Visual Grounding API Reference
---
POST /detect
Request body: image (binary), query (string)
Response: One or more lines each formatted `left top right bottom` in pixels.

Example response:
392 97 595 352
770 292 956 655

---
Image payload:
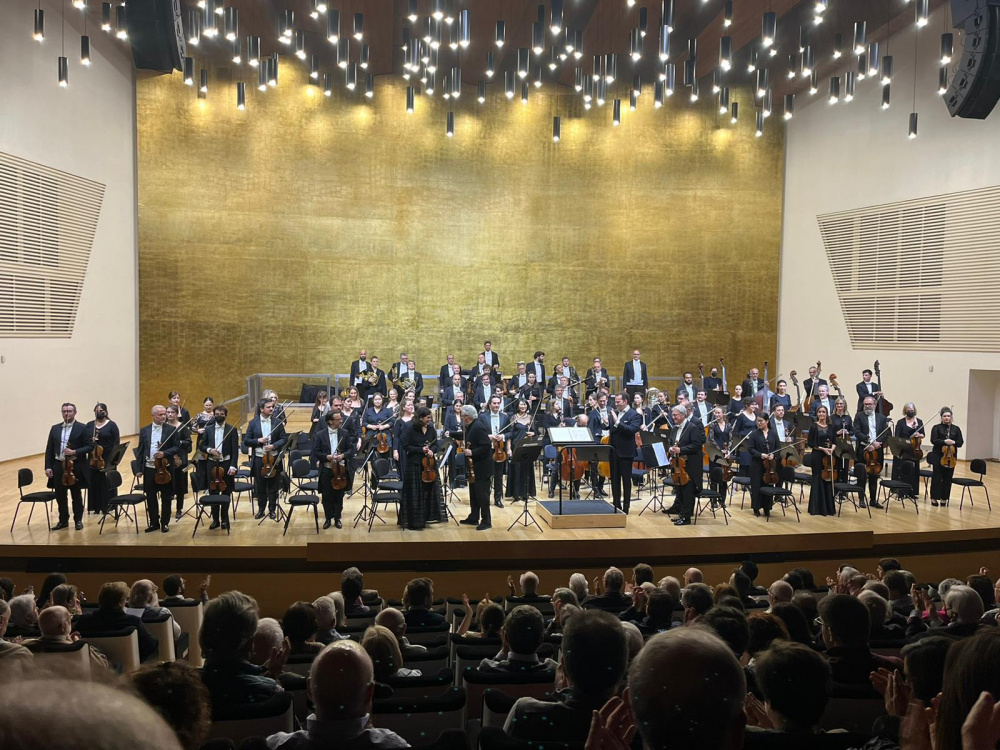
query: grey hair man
375 607 426 659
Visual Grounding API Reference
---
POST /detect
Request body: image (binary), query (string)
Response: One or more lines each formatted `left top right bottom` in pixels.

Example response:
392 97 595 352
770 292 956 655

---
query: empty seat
207 691 294 744
80 627 140 673
461 667 556 723
373 686 466 747
165 599 204 667
11 468 57 532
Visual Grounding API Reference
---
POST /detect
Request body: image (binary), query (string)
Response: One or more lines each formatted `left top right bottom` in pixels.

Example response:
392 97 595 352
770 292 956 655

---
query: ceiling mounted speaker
944 0 1000 119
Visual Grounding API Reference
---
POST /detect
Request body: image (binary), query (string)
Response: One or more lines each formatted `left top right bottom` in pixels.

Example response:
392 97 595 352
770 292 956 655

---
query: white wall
0 5 138 461
780 5 1000 459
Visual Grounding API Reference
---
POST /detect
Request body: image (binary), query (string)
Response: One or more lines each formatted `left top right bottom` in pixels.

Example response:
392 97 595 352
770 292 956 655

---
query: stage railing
246 373 333 411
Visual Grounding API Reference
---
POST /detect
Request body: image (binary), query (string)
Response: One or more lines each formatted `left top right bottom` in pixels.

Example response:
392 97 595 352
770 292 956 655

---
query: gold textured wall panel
137 65 783 412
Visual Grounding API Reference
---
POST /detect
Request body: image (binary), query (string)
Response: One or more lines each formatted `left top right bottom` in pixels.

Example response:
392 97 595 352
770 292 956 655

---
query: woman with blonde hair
361 624 421 681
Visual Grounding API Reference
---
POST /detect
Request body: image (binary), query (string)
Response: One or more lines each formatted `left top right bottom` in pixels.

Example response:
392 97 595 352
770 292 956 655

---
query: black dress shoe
870 500 884 509
753 509 761 517
335 519 343 529
175 511 182 521
323 519 332 530
476 522 492 530
74 521 84 531
144 524 159 533
161 523 169 533
548 489 555 498
459 518 478 525
268 511 276 520
673 517 691 526
209 520 221 530
254 511 266 519
50 522 69 531
494 500 503 508
221 522 230 530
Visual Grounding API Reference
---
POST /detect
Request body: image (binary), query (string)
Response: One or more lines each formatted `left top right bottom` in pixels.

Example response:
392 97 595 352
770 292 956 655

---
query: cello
802 360 821 414
873 360 894 418
788 371 802 413
753 361 772 414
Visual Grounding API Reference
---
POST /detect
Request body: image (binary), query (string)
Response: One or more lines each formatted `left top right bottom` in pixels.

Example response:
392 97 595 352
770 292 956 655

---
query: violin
154 448 172 485
210 460 227 493
762 454 779 485
940 424 958 469
560 447 588 482
864 445 883 476
421 444 438 483
909 431 924 462
670 453 690 486
491 435 507 462
89 422 105 470
62 442 78 487
376 431 390 455
821 441 835 482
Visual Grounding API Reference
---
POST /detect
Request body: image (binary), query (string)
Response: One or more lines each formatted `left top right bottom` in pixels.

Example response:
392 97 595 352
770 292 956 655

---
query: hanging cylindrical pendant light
277 9 291 40
683 59 695 87
605 53 617 82
549 45 559 70
630 28 642 60
939 67 949 95
361 43 370 69
719 86 730 113
833 33 843 59
295 29 306 59
346 60 358 89
477 80 486 102
633 73 642 96
592 54 601 80
183 56 195 85
453 66 462 96
844 70 855 101
58 56 69 87
720 36 732 70
426 48 438 72
613 98 621 125
828 75 840 103
663 0 675 31
81 35 91 65
237 81 246 109
532 21 544 54
690 78 699 102
597 76 607 104
665 62 675 95
199 68 208 93
258 60 268 90
724 0 733 27
553 116 561 142
783 93 794 119
755 68 768 98
551 0 563 34
521 81 529 104
486 51 495 78
224 6 237 40
459 9 470 47
232 37 242 64
639 7 648 36
269 54 278 86
881 83 890 109
881 55 893 85
916 0 929 27
762 12 777 48
447 21 458 50
354 12 364 40
517 47 529 78
308 55 319 79
534 64 543 88
432 0 445 21
747 46 758 73
801 45 814 75
787 54 797 79
337 37 349 68
447 111 454 136
630 90 637 110
809 69 818 94
426 70 436 94
713 67 722 93
187 10 200 44
504 70 515 98
115 5 127 38
755 108 764 136
857 54 868 80
407 0 418 22
323 72 332 96
34 7 46 41
365 73 374 98
731 100 738 123
658 25 670 60
853 21 866 55
574 29 583 58
908 111 918 138
327 9 340 42
940 33 953 64
101 2 111 31
496 19 505 47
583 74 593 102
574 66 583 91
762 87 772 116
248 35 260 66
654 80 664 107
798 25 809 53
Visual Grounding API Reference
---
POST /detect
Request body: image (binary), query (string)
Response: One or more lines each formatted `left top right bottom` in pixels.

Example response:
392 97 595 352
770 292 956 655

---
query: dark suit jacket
464 418 494 482
856 381 882 412
441 385 464 409
44 421 94 481
480 351 501 370
748 429 781 460
75 608 158 663
609 408 642 459
809 397 837 418
440 364 458 383
529 361 546 385
474 383 501 409
242 417 287 459
311 426 356 468
478 410 510 436
675 383 698 403
363 368 388 397
803 377 828 398
350 359 372 387
622 361 648 389
666 421 705 469
135 423 179 468
742 377 765 397
584 368 610 395
703 376 724 391
853 412 890 448
198 423 240 471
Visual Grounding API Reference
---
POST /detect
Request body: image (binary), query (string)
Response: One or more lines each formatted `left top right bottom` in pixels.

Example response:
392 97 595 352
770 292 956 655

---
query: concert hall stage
4 449 1000 616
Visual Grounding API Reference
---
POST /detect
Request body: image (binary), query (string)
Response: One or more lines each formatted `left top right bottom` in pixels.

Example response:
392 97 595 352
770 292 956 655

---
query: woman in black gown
807 405 837 516
830 397 855 483
734 397 758 478
709 407 733 504
165 404 193 520
929 407 963 507
86 402 120 514
893 402 924 498
399 406 448 530
505 400 538 502
310 391 330 438
727 384 745 419
748 415 779 517
392 401 415 476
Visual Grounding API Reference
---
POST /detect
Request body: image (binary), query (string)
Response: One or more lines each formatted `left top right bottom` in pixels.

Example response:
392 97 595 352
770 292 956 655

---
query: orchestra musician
588 392 612 498
552 385 575 418
388 352 410 399
168 391 191 425
350 349 371 391
623 350 648 400
363 355 388 399
809 385 836 418
461 405 494 530
741 368 765 400
442 374 465 410
439 354 458 386
258 390 285 424
399 406 447 530
193 397 215 433
310 391 330 438
392 400 416 473
856 369 883 413
770 380 792 412
45 402 93 531
709 406 732 504
530 351 546 385
198 404 239 530
481 340 500 370
165 405 192 522
442 399 467 487
803 365 827 400
692 389 712 426
474 372 497 412
337 394 363 491
243 397 287 521
748 414 779 519
893 402 924 498
345 387 363 412
585 357 610 398
853 396 888 510
727 384 744 419
608 392 642 514
734 398 758 477
831 397 855 483
507 362 529 394
512 372 542 414
649 390 671 431
402 360 424 399
676 372 697 404
385 385 400 412
506 399 537 503
541 400 568 498
559 376 580 410
769 404 793 448
86 402 120 515
666 405 704 526
136 405 178 533
558 357 579 385
546 364 566 397
311 410 355 529
929 407 963 507
479 396 511 509
703 367 723 392
807 406 837 516
472 353 493 385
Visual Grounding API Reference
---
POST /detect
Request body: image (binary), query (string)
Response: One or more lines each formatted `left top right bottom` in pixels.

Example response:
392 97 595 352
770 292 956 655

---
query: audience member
250 617 301 691
313 595 349 645
161 574 210 605
729 570 755 606
743 612 789 668
683 567 703 586
781 570 804 591
766 580 793 610
741 561 768 596
884 570 913 617
341 567 369 615
632 563 654 586
375 607 425 658
401 578 445 627
5 594 40 639
713 583 740 604
131 661 212 750
620 620 644 663
659 576 682 602
478 606 557 674
633 590 676 636
768 602 813 646
583 567 631 611
698 606 749 658
457 596 504 638
906 584 985 641
568 573 589 602
24 605 109 676
361 624 421 681
507 571 551 603
0 577 15 602
49 583 83 615
0 599 33 677
0 679 183 750
200 591 287 713
965 573 996 612
282 601 323 656
129 578 182 639
871 636 952 723
681 583 714 625
790 591 819 632
35 573 67 609
817 594 901 684
746 641 831 736
858 590 904 642
877 558 901 579
505 609 627 743
931 629 1000 750
863 579 892 599
75 581 158 663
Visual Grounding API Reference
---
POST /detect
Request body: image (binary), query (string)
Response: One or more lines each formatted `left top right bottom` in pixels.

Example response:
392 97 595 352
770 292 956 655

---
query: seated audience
457 595 504 638
35 573 68 609
313 595 349 645
729 569 757 607
265 640 409 749
632 563 654 586
906 584 985 641
5 594 40 639
49 583 83 616
0 577 15 602
743 611 789 670
200 591 286 712
161 574 210 605
633 590 676 636
877 558 902 579
129 579 182 639
620 620 644 663
24 606 109 677
507 571 551 603
741 561 768 596
131 661 212 750
568 572 589 602
505 609 627 743
858 590 905 642
341 567 370 615
697 606 749 659
766 580 793 610
582 567 631 611
658 576 682 603
681 583 714 626
768 602 814 646
375 607 425 658
966 573 995 612
250 617 301 691
817 593 901 684
683 567 704 586
401 578 445 627
884 570 913 617
361 624 421 681
478 605 558 674
746 641 831 736
790 592 820 635
282 601 324 656
0 599 33 677
75 581 158 663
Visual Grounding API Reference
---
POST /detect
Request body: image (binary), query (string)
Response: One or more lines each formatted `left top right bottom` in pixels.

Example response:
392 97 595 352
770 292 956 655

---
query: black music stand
436 443 458 525
887 437 917 462
638 431 671 515
706 390 730 407
507 440 543 532
793 413 814 435
835 439 858 462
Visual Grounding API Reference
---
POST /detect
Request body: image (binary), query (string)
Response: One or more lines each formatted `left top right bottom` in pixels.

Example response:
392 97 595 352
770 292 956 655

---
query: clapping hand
585 691 636 750
264 637 291 678
745 694 774 729
963 691 1000 750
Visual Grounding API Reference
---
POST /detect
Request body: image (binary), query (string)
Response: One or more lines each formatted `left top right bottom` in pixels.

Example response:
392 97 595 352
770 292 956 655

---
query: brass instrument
645 387 661 409
367 370 380 386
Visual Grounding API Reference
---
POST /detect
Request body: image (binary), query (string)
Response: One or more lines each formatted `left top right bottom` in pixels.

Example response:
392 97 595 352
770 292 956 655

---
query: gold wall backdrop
137 65 784 413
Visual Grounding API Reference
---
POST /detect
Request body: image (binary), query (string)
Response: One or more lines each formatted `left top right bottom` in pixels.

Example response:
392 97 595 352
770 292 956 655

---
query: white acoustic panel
0 150 104 338
818 185 1000 352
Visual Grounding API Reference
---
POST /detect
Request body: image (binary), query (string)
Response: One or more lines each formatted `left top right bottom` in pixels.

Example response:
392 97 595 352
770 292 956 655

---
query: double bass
788 371 802 413
873 360 894 417
801 360 822 414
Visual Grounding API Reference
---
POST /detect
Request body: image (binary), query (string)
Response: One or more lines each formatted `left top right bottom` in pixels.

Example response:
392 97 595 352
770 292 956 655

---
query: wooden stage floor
3 443 1000 575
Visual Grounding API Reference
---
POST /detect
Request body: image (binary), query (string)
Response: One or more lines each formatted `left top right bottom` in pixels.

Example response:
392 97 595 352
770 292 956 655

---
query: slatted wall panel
0 151 104 338
817 185 1000 352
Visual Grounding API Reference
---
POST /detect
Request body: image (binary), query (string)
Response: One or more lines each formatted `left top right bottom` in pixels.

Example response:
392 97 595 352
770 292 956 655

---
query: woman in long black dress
734 397 758 478
727 384 745 419
929 407 963 507
310 391 330 438
709 407 733 503
165 404 193 520
399 406 448 530
830 397 855 483
86 402 120 514
442 400 467 487
505 400 538 502
807 405 837 516
748 415 779 518
893 402 924 498
392 401 415 476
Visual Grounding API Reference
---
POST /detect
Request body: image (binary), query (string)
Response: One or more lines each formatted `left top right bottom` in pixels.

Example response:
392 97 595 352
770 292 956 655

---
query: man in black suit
552 385 575 419
692 389 713 426
803 365 827 400
809 385 836 418
311 411 355 529
853 396 887 509
855 369 883 413
136 405 179 533
439 354 458 388
507 361 529 394
558 356 579 384
529 351 546 386
402 360 424 398
481 340 500 371
479 396 510 508
666 406 705 526
349 349 371 392
741 368 765 399
243 398 288 520
460 405 494 530
703 366 724 392
676 372 697 404
473 372 497 412
198 404 240 530
388 353 410 399
441 374 465 410
585 357 611 398
623 350 648 400
588 393 613 498
364 355 388 399
44 402 93 531
769 404 794 447
608 393 642 514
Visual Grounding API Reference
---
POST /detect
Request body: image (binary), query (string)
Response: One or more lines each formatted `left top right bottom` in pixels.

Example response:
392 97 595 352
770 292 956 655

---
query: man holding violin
460 405 494 531
136 405 179 533
45 402 93 531
198 405 239 530
478 396 510 509
311 410 355 529
244 398 288 521
853 396 887 510
665 405 705 526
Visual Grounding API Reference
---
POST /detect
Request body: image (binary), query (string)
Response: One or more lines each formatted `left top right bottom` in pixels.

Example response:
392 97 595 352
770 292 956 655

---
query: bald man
683 568 703 586
265 641 409 749
767 580 794 611
374 607 426 659
24 606 109 677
